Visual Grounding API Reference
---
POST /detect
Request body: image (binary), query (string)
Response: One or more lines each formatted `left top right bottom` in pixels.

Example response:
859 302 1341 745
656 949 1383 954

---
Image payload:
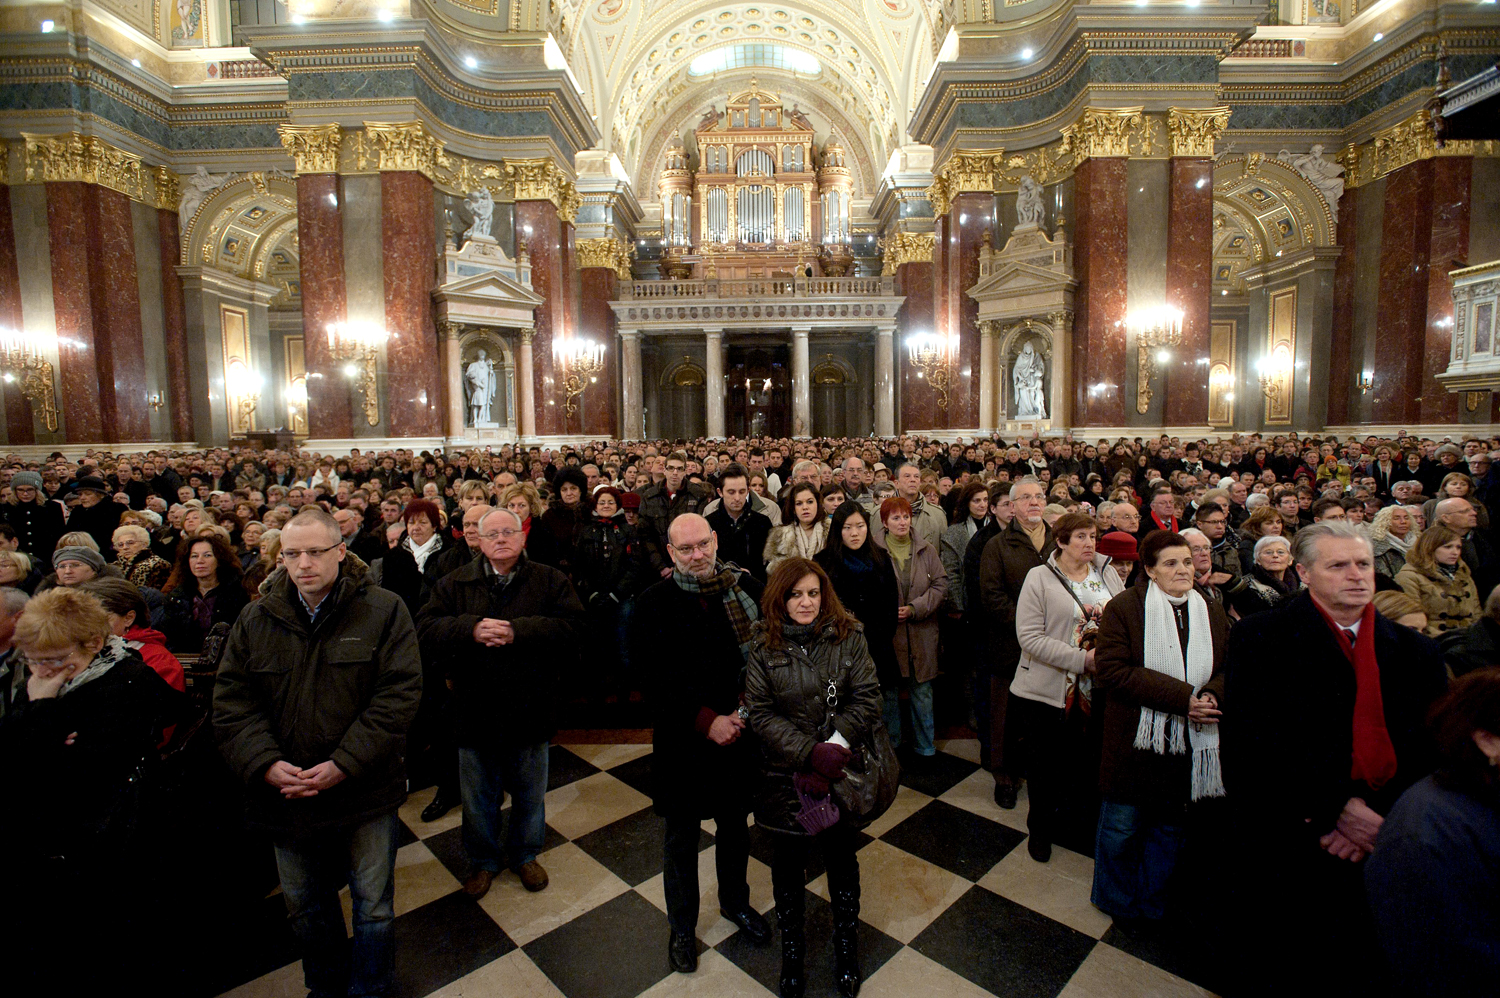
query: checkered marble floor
214 740 1220 998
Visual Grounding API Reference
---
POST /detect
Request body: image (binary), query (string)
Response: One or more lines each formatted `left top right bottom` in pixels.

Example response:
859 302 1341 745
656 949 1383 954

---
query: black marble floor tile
745 824 872 885
604 752 656 798
910 885 1096 998
548 744 602 791
896 750 980 799
422 815 569 881
396 819 420 849
715 888 902 996
524 890 687 998
878 799 1026 881
393 890 516 998
1100 916 1228 995
572 806 712 887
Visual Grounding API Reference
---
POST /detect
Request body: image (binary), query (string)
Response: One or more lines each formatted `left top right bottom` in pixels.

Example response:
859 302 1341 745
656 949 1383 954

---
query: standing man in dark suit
1224 521 1447 994
978 477 1052 809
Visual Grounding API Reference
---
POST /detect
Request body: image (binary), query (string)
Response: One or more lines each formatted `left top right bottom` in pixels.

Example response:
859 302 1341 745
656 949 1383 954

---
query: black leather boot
774 883 806 998
830 885 862 998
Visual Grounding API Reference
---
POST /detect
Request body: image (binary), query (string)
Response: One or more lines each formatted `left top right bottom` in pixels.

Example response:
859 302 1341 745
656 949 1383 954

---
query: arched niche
998 319 1054 423
810 352 859 437
458 327 518 429
657 356 708 439
179 171 300 280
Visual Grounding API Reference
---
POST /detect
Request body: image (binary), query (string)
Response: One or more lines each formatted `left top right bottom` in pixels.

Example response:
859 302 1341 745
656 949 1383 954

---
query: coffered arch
1211 153 1338 295
179 171 301 285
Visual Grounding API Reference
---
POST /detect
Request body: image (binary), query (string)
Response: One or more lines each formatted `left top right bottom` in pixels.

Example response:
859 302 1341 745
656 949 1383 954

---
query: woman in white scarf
1091 530 1228 923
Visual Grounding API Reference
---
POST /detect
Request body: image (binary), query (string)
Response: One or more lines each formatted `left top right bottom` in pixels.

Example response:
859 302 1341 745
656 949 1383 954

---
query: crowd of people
0 430 1497 997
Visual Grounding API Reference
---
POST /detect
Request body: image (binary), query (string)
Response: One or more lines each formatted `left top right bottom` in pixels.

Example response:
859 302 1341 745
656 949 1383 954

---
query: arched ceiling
552 0 940 192
1211 154 1336 294
181 172 302 302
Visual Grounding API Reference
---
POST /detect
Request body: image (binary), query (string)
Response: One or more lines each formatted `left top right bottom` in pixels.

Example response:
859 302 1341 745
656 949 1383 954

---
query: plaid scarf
674 559 760 661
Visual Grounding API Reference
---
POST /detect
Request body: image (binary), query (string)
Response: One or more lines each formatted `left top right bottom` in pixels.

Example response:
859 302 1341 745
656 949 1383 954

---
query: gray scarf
57 635 134 697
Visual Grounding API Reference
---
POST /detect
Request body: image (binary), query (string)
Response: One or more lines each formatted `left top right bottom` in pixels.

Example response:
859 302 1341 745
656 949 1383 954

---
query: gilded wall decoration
576 237 633 279
365 121 448 174
278 123 344 174
1338 110 1499 188
21 132 147 202
1060 107 1144 160
1166 106 1232 158
882 232 936 275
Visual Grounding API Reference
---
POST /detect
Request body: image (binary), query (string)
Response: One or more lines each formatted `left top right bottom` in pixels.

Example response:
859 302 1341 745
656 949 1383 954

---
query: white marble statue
1015 176 1045 228
465 349 496 425
178 165 224 221
1287 144 1345 222
1013 341 1047 419
464 188 494 241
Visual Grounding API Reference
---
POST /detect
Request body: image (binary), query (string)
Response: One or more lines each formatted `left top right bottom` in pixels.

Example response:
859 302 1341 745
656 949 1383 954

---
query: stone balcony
611 275 903 332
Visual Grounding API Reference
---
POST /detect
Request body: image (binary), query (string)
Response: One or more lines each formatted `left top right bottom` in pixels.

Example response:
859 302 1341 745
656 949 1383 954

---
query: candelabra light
287 376 308 435
1129 307 1185 414
1256 351 1292 402
907 332 954 409
326 322 387 426
148 392 165 412
0 328 60 431
554 338 605 416
1358 372 1375 394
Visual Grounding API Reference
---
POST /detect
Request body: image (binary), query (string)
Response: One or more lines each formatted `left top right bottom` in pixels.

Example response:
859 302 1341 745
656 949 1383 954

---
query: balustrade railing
620 275 893 300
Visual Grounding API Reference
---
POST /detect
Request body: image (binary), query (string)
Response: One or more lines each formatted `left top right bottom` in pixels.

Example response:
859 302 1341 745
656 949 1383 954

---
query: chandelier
907 332 954 409
325 322 388 426
0 327 59 431
553 338 605 416
1129 307 1184 415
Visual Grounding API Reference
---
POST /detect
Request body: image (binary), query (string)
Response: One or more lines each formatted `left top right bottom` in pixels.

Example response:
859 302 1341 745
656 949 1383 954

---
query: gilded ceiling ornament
576 237 633 279
21 132 147 202
881 232 935 275
365 121 450 177
1060 107 1143 160
1166 106 1232 158
504 157 580 219
278 123 343 174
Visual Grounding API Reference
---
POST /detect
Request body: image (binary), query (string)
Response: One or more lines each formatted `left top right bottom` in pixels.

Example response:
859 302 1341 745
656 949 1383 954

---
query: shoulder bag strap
1045 561 1093 617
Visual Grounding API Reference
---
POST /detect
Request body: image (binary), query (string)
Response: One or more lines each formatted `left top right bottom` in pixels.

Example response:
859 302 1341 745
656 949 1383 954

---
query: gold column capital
364 120 448 177
576 237 632 280
925 174 952 219
881 231 936 276
1061 107 1144 160
503 157 580 221
151 165 180 211
278 123 343 174
21 132 147 202
1166 106 1232 158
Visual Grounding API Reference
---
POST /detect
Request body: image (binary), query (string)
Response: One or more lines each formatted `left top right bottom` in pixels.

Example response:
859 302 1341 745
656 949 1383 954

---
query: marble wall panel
296 173 354 439
1418 158 1471 425
1370 161 1432 425
10 185 61 443
0 186 33 444
1072 158 1129 426
1470 159 1500 266
1164 158 1212 427
45 183 103 442
516 199 566 437
898 261 936 431
1327 184 1359 427
381 171 442 438
1350 180 1385 425
342 174 387 437
579 266 619 438
157 209 195 442
952 193 992 430
132 199 168 442
85 185 151 442
1126 160 1169 427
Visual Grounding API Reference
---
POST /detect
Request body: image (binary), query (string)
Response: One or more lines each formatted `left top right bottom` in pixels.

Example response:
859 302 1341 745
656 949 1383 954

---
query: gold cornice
504 157 580 222
278 123 343 174
19 132 151 204
1167 106 1232 158
1060 107 1144 160
576 237 632 280
364 120 447 176
1337 110 1500 188
882 232 936 276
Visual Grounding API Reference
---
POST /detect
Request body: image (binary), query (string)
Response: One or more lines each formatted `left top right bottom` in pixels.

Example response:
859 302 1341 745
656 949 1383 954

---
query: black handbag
825 670 901 828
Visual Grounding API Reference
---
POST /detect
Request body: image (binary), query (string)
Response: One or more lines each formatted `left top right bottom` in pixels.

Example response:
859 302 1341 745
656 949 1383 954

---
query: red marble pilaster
1369 161 1433 425
380 171 442 437
1163 158 1212 426
157 209 194 442
1327 186 1359 426
1418 157 1471 425
579 265 619 438
0 186 35 444
898 259 937 430
296 174 354 439
517 199 567 436
950 193 990 430
44 182 103 442
1072 158 1130 427
84 185 151 441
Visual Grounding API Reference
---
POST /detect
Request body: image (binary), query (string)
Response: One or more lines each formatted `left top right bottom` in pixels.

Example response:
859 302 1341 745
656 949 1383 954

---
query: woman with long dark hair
765 481 829 574
160 531 249 653
815 501 899 694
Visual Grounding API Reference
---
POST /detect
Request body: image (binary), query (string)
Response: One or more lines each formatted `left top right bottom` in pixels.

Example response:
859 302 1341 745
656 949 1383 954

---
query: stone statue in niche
1015 176 1045 228
1013 340 1047 419
466 349 496 425
1285 144 1345 222
178 165 224 221
463 188 494 242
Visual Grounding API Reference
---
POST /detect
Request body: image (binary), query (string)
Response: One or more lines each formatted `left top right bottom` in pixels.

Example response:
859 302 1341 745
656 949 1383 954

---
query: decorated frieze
576 237 632 280
881 232 937 275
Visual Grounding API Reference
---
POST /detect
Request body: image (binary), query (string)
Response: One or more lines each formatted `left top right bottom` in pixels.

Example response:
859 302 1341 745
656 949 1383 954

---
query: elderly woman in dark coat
1092 530 1228 922
745 557 882 998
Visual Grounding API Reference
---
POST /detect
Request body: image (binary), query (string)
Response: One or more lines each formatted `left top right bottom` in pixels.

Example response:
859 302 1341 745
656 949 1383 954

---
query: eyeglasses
26 653 77 669
672 538 714 556
281 543 342 562
479 529 524 541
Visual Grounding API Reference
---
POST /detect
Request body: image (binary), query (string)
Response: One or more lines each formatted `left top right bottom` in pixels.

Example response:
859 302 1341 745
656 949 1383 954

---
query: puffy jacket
1396 561 1482 637
212 558 422 835
743 620 883 836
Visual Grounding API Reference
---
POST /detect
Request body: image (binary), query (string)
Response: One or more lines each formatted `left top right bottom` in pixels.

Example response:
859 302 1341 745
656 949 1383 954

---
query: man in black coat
65 476 125 560
638 450 714 544
1224 521 1447 995
213 509 422 998
704 463 773 581
415 507 582 900
633 513 771 973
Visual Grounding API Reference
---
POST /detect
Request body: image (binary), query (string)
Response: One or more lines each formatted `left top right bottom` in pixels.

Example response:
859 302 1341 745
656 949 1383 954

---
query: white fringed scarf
1138 582 1225 801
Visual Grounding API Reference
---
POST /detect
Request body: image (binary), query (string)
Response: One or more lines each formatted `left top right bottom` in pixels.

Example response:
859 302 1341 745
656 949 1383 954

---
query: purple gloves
810 742 851 781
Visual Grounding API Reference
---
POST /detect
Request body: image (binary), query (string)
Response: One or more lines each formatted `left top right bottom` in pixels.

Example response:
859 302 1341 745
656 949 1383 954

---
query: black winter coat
978 521 1053 675
706 506 774 581
212 560 422 836
638 481 714 544
815 544 900 686
66 499 125 560
162 579 251 654
743 621 883 836
529 504 585 576
415 555 583 747
380 535 451 618
633 571 764 817
4 500 65 559
573 514 652 604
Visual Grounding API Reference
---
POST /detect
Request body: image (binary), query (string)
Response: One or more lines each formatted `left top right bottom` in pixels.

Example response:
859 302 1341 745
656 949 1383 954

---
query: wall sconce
553 338 605 416
326 322 388 426
907 331 954 409
287 376 308 434
1129 307 1184 415
1256 352 1292 403
0 327 60 431
227 359 263 434
1358 372 1375 394
148 392 165 412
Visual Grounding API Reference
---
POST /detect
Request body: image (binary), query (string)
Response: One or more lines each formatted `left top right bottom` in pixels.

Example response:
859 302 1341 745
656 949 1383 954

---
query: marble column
791 327 811 437
978 320 997 432
898 260 936 430
578 264 619 438
518 329 536 439
516 199 568 436
1327 183 1360 426
441 321 464 438
1163 157 1213 426
875 326 895 437
296 174 354 439
704 328 725 438
156 208 194 442
949 193 992 430
381 171 442 437
1418 157 1471 424
1072 158 1130 426
620 328 643 439
0 187 33 444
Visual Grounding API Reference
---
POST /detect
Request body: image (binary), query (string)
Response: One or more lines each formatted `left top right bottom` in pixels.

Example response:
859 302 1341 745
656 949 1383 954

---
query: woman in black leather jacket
744 557 882 998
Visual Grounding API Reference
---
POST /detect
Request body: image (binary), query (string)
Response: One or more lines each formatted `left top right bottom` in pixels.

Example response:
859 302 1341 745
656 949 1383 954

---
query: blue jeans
272 811 399 998
882 678 935 756
1091 799 1187 920
458 741 550 872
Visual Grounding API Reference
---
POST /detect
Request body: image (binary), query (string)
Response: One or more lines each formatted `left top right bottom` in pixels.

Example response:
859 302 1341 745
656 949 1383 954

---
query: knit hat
620 491 641 511
1096 531 1139 562
11 471 42 491
53 546 105 572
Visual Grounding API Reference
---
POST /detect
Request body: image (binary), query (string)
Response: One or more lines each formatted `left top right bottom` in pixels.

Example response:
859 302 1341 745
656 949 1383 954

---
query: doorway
726 344 790 438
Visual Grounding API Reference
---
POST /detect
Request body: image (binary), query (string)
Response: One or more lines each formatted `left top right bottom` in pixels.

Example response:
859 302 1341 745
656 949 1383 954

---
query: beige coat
1011 551 1126 708
1395 560 1481 636
763 519 829 575
874 532 949 684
